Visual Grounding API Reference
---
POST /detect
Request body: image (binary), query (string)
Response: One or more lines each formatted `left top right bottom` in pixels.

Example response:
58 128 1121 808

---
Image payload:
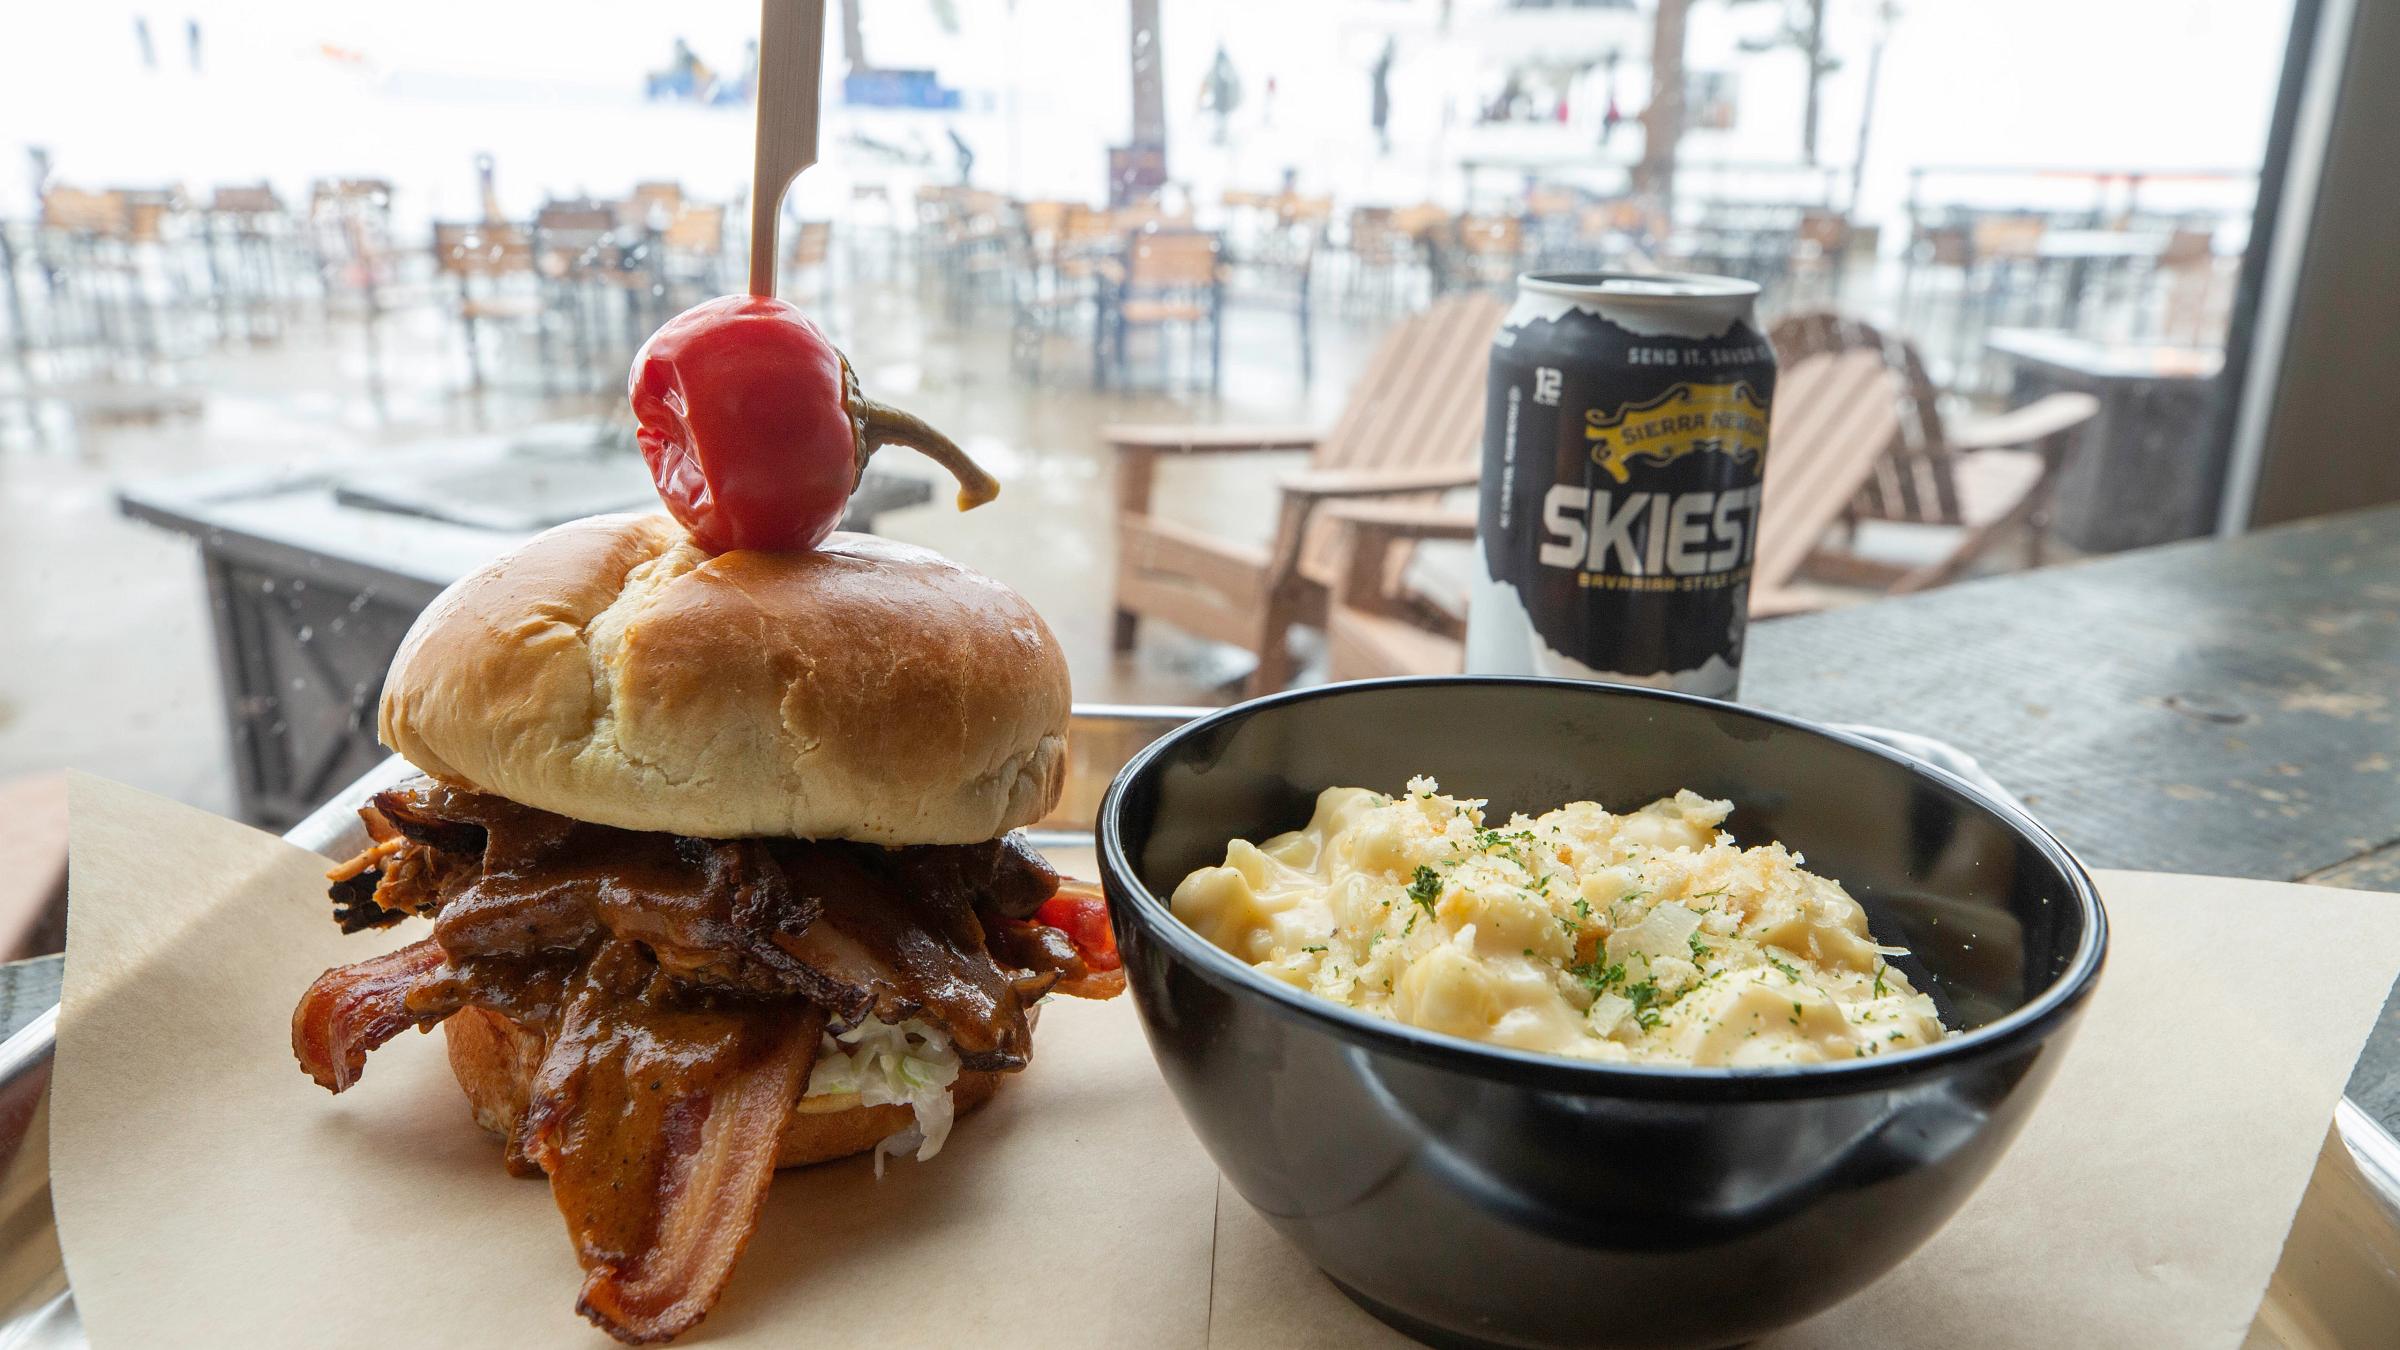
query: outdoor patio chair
1107 288 1505 694
1341 206 1420 312
1432 213 1524 294
1782 209 1853 308
1043 203 1118 294
529 201 630 392
1391 203 1453 240
1007 217 1098 384
1316 336 1910 682
1111 199 1193 233
199 184 300 344
844 182 903 278
1226 217 1320 386
1095 227 1224 392
625 180 684 227
432 220 543 392
1771 311 2098 590
18 186 208 428
657 201 727 300
306 179 395 316
784 219 834 301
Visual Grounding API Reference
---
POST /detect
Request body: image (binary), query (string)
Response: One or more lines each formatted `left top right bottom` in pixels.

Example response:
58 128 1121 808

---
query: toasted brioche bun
443 1006 1008 1169
378 514 1070 844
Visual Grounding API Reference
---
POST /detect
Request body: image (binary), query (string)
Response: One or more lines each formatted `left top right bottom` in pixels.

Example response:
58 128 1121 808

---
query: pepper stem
855 396 1001 511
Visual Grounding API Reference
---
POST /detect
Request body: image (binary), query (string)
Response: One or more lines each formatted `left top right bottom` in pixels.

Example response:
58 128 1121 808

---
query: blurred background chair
2 183 209 437
625 180 684 227
1780 208 1854 311
200 183 303 345
657 200 729 302
1097 227 1223 392
1340 205 1417 313
306 178 396 322
1431 212 1524 295
433 220 543 392
1007 213 1099 384
1225 203 1321 386
530 199 626 393
783 218 835 302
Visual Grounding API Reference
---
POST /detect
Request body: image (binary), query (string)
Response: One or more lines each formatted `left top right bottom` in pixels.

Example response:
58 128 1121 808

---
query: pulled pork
291 777 1121 1344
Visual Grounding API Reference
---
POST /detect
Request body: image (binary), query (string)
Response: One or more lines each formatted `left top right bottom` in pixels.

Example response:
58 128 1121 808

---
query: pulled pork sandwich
293 514 1122 1344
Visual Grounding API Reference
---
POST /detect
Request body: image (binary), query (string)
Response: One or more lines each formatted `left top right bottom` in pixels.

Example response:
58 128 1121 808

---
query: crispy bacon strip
291 939 449 1092
769 843 1038 1071
1054 966 1128 1000
325 837 404 883
520 941 824 1345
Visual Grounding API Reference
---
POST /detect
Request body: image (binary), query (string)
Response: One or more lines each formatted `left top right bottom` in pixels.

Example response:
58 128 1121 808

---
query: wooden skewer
749 0 827 298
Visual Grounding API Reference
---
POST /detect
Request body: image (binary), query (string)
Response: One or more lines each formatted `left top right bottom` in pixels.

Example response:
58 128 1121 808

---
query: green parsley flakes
1625 979 1666 1030
1406 865 1442 912
1572 958 1628 997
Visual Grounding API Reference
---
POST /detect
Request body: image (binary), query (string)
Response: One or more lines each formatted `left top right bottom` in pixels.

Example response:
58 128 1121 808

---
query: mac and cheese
1170 779 1950 1067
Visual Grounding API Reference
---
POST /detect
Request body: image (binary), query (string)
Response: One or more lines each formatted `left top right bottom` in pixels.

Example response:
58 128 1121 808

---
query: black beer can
1466 272 1776 698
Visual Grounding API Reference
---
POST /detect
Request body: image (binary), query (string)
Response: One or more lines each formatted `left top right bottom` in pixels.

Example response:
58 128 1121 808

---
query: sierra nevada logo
1584 381 1769 483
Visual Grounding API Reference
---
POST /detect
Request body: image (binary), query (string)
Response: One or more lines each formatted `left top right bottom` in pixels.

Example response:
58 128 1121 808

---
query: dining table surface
14 502 2400 1133
1741 502 2400 1133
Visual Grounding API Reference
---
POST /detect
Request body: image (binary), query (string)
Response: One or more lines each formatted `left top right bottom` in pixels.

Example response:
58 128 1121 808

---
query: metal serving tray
3 706 2394 1347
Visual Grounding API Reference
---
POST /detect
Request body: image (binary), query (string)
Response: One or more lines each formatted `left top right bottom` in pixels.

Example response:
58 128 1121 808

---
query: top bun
379 514 1070 844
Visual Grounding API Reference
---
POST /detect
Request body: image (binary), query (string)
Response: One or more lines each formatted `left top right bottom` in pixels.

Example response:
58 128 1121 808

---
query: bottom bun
443 1005 1010 1170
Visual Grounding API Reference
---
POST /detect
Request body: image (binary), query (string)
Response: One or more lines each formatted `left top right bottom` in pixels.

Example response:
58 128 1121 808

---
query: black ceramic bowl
1097 678 2106 1350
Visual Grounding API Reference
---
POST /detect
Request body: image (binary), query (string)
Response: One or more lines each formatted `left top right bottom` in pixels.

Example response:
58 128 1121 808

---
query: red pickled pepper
1036 893 1122 972
630 294 998 554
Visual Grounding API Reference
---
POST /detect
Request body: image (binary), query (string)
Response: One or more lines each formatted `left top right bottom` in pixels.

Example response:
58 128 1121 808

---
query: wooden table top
1744 504 2400 1131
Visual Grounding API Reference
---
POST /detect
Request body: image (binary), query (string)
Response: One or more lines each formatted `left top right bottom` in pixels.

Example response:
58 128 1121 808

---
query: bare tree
1737 0 1838 164
1130 0 1166 149
1634 0 1690 210
840 0 868 74
1848 2 1899 212
1645 0 1845 216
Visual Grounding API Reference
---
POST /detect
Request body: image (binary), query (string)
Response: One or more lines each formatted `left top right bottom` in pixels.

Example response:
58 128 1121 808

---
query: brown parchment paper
52 776 2400 1349
53 776 1215 1349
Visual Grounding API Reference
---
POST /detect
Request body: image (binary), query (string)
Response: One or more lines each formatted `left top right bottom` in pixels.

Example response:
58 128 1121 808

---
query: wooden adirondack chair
1772 312 2098 590
1109 289 1507 694
1320 337 1907 681
1320 312 2095 682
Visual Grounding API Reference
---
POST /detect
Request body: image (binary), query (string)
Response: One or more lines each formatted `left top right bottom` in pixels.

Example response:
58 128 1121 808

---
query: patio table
2029 229 2174 332
1986 327 2226 552
1741 503 2400 1132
